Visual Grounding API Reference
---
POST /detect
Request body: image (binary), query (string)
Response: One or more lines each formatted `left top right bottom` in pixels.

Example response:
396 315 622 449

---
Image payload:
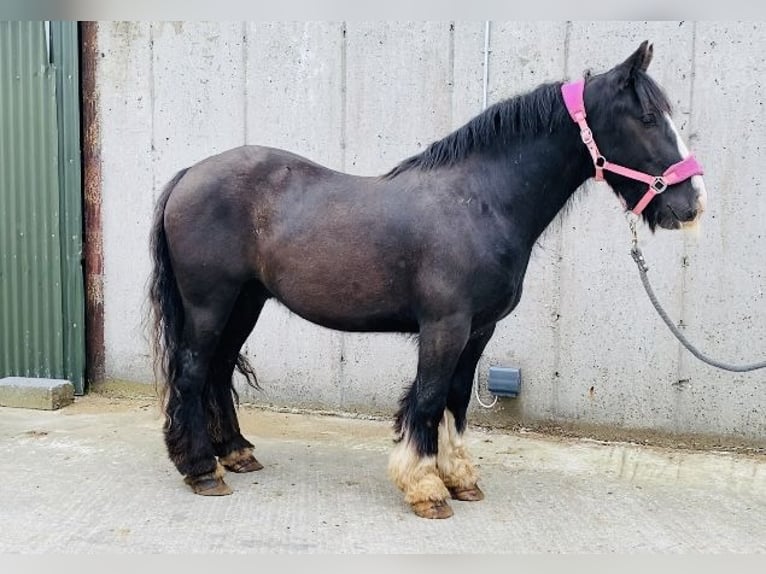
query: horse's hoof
184 474 233 496
410 499 454 519
225 457 263 473
220 450 264 473
449 485 484 501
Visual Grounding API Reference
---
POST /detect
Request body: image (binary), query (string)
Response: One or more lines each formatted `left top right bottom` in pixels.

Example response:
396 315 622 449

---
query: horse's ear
615 40 653 84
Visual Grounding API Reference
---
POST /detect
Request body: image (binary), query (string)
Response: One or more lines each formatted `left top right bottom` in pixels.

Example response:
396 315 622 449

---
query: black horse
149 41 706 519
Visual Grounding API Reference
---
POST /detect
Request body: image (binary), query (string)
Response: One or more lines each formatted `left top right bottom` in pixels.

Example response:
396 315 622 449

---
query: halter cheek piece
561 80 703 216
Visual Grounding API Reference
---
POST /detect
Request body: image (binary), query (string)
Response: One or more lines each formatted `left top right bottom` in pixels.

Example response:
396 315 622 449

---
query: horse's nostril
671 204 699 222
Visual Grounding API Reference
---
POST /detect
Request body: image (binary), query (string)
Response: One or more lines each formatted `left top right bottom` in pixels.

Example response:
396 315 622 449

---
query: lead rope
628 214 766 372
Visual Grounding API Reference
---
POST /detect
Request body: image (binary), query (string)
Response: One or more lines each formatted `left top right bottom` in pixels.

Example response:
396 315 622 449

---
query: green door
0 21 85 393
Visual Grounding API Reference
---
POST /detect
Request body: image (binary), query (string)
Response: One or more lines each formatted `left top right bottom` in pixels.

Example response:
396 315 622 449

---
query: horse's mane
383 71 672 179
383 81 569 179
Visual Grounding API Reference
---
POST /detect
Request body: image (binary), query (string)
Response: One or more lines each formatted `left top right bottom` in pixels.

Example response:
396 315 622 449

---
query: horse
148 41 707 519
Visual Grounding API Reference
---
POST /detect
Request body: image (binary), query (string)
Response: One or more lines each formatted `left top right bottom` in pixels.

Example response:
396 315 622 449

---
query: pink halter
561 80 703 216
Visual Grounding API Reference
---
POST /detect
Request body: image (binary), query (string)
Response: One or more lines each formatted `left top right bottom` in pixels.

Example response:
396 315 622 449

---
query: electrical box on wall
487 366 521 398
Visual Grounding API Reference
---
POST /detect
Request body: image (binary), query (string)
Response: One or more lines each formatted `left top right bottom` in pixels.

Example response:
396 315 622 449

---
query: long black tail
148 168 190 405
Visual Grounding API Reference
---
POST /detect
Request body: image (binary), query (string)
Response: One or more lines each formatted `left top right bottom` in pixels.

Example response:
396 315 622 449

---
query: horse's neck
487 130 593 248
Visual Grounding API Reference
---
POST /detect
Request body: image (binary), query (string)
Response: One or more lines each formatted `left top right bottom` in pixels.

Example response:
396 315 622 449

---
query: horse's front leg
388 313 471 519
439 323 496 501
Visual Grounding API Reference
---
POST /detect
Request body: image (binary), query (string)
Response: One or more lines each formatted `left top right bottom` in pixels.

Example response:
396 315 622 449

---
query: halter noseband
561 80 703 216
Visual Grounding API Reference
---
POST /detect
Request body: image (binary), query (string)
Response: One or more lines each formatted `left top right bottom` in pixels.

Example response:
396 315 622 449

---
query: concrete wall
97 21 766 445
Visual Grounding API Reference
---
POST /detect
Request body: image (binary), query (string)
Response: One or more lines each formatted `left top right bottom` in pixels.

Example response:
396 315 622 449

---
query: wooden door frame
80 22 105 389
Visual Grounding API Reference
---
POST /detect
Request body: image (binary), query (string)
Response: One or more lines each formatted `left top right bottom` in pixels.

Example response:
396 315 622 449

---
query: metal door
0 21 85 393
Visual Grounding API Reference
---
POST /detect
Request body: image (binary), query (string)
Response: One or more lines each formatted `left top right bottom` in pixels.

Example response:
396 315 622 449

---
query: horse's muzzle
657 198 704 230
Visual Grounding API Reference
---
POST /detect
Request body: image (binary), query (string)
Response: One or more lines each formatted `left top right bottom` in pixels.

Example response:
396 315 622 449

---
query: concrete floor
1 394 765 553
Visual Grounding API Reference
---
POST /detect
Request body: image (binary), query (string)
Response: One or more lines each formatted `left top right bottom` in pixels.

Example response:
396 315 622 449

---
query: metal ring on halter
595 156 606 168
651 177 667 193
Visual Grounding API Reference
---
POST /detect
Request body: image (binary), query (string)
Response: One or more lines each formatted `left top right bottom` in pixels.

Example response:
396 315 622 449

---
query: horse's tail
148 167 190 407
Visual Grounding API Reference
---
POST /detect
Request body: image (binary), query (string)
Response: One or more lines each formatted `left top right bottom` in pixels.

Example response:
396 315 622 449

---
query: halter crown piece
561 80 704 216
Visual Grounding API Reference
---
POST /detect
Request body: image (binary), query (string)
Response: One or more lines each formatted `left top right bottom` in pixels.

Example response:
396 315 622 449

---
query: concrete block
0 377 75 410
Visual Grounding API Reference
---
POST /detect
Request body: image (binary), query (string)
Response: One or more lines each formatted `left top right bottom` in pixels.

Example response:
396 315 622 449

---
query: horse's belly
273 289 418 333
257 246 416 332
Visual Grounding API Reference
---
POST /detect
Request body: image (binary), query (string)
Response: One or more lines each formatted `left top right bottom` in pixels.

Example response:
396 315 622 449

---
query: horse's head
581 41 707 230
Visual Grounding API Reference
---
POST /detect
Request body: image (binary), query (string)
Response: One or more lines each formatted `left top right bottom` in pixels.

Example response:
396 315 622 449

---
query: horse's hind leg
439 323 496 502
388 314 471 519
164 288 240 496
206 282 268 473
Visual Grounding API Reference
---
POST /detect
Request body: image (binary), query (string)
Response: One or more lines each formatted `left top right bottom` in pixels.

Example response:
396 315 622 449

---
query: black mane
384 81 569 178
383 71 673 179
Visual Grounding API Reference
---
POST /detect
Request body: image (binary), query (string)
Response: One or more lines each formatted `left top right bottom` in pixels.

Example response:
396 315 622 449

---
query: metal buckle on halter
580 127 593 144
651 177 667 193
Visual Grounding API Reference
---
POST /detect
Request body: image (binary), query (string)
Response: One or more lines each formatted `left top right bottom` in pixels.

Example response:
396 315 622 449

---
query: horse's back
172 144 344 195
164 144 353 231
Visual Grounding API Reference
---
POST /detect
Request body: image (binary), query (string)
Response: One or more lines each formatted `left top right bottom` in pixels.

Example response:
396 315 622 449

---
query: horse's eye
641 113 657 126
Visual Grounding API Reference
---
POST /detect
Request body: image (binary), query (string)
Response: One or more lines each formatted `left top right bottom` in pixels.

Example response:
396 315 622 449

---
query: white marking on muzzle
664 113 708 216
